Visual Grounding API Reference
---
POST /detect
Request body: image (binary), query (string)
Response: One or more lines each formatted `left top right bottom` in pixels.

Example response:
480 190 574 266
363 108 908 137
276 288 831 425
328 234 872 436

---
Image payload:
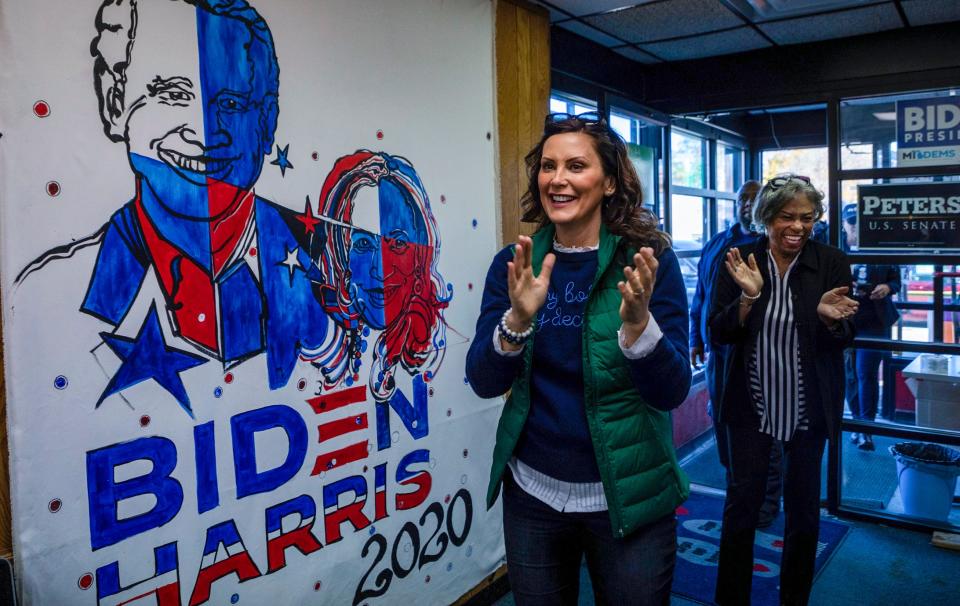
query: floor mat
672 491 850 605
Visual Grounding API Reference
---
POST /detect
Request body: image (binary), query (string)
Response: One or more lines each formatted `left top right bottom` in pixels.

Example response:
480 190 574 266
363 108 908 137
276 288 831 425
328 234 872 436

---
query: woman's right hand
724 248 763 298
506 235 555 328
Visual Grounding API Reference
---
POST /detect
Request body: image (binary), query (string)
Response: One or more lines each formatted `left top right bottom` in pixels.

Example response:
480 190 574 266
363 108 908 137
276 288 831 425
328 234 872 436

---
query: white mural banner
0 1 504 604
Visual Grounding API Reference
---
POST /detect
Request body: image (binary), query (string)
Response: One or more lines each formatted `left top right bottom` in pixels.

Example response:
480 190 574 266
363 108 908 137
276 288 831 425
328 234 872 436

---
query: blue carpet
672 491 850 605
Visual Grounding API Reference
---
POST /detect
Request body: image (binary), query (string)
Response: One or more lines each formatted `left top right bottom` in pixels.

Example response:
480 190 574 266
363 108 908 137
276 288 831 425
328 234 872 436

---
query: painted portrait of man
15 0 450 411
73 0 333 396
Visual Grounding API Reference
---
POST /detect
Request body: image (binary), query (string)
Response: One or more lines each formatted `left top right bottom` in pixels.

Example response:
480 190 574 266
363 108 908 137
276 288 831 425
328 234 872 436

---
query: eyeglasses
766 174 811 189
544 111 605 128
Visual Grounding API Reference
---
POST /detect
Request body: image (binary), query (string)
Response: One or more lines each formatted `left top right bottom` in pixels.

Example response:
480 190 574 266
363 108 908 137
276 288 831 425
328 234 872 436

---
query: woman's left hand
817 286 859 325
619 247 657 343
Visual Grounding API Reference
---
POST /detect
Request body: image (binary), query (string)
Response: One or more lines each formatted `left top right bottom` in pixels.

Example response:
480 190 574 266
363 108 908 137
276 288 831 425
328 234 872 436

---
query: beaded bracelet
740 290 761 305
498 308 535 345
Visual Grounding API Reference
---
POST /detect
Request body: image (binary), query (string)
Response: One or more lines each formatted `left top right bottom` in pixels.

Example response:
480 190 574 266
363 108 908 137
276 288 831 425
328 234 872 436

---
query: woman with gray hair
708 174 858 606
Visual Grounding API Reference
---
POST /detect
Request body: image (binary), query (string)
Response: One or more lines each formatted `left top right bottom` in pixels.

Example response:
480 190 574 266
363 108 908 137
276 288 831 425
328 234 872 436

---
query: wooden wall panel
453 7 549 602
496 0 550 247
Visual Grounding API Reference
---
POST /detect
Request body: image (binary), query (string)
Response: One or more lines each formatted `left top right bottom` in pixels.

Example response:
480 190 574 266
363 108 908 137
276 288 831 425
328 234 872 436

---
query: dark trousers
855 348 886 420
714 419 782 519
843 349 859 416
715 424 827 606
502 473 677 606
845 326 890 422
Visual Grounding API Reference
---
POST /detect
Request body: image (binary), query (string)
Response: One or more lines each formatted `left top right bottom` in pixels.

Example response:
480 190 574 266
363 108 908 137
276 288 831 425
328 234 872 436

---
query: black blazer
708 237 856 440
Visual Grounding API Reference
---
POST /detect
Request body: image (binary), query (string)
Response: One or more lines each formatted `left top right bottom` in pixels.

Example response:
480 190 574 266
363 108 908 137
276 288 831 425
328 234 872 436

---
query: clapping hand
506 236 555 329
724 248 763 297
619 247 657 344
817 287 858 325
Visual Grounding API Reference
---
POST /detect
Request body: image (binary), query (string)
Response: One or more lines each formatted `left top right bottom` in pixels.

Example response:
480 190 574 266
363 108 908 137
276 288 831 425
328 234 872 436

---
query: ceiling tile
584 0 744 43
612 45 661 63
900 0 960 26
639 25 771 61
757 3 902 45
556 20 626 47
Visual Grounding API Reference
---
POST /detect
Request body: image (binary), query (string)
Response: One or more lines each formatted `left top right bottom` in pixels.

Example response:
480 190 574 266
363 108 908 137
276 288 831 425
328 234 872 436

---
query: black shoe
757 510 778 529
858 434 875 451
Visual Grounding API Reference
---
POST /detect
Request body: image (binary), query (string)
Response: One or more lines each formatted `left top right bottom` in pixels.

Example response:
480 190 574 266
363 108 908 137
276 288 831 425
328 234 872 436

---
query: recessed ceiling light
745 0 872 18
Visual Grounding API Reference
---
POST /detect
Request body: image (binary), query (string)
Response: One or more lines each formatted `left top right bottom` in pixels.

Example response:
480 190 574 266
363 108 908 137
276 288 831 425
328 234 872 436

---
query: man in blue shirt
690 180 783 527
690 180 760 414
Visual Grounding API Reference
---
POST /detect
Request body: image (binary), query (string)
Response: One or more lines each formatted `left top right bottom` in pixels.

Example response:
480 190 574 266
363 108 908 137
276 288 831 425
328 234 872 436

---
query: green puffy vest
485 224 690 538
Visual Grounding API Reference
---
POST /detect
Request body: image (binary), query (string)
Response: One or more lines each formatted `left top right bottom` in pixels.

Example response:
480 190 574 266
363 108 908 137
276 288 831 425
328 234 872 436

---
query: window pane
549 97 567 114
840 89 960 170
825 262 960 345
900 264 960 344
671 131 705 188
671 195 705 249
610 113 633 143
627 143 656 213
717 198 736 233
678 255 699 309
717 142 742 193
658 156 666 226
548 93 597 116
840 143 874 170
761 146 830 209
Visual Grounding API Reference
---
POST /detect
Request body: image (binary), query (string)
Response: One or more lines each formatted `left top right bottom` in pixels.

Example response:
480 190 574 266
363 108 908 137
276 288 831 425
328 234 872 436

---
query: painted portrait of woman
314 151 449 400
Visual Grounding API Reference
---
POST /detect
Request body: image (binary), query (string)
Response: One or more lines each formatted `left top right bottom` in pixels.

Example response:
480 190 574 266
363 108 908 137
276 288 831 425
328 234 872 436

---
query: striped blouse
748 250 809 441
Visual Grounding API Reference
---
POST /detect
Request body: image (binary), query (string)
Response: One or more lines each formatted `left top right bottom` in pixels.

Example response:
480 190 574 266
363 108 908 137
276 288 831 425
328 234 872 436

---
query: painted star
280 247 304 285
296 196 322 234
270 143 294 177
96 304 208 417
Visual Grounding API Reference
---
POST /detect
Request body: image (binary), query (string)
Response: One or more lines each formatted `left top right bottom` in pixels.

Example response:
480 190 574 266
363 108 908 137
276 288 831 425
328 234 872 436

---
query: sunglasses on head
544 111 605 129
767 174 811 189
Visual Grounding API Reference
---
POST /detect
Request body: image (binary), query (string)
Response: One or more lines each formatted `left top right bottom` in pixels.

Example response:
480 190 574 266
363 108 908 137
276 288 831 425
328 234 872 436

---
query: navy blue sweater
516 249 599 480
466 242 691 480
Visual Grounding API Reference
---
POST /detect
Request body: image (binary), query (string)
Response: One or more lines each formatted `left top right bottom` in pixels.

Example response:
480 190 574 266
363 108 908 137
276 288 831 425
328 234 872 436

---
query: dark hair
520 117 670 255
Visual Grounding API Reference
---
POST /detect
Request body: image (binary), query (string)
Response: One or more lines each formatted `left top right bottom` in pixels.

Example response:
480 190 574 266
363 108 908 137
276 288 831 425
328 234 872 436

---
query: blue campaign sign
896 97 960 166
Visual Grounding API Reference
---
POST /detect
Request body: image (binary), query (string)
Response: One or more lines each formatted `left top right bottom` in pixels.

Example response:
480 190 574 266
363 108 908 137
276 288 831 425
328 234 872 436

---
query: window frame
668 119 749 259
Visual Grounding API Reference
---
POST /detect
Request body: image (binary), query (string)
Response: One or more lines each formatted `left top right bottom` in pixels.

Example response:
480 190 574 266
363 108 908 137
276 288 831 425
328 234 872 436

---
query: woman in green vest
466 113 691 605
